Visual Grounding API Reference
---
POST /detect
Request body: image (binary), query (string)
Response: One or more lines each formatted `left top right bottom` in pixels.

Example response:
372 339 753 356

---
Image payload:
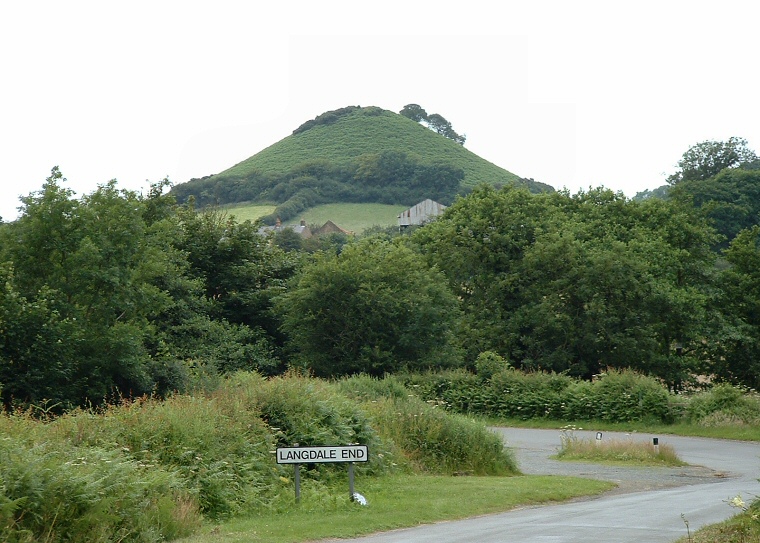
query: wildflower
729 495 746 509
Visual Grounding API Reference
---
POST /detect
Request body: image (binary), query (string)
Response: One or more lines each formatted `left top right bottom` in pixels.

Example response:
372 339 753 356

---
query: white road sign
276 445 369 464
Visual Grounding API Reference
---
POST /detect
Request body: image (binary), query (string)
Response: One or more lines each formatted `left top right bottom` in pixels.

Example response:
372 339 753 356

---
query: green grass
217 202 404 234
676 504 760 543
176 474 614 543
298 203 406 233
219 204 276 222
216 107 527 191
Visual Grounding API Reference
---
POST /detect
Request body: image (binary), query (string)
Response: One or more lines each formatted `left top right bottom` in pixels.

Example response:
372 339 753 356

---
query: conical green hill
171 106 552 212
218 106 526 189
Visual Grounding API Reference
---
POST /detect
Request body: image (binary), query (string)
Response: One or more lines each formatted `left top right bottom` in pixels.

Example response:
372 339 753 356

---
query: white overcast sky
2 1 759 221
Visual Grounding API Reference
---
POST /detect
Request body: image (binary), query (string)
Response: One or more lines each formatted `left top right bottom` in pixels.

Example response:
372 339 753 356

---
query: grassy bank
177 474 613 543
0 372 522 542
4 369 759 542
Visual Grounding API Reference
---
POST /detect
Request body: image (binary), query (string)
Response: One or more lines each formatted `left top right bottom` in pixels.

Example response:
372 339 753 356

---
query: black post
348 462 355 501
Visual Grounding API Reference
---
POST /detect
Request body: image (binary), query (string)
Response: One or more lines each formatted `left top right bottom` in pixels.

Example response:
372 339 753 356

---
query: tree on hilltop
399 104 466 145
667 137 757 185
400 103 428 122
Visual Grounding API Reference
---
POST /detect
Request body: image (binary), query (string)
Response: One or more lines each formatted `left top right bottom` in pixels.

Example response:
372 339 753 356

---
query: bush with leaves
241 372 390 476
685 383 760 426
0 434 199 543
366 394 517 475
278 237 463 377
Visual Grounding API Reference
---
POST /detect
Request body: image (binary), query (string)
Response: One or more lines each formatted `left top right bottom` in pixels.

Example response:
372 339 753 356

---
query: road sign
276 445 369 464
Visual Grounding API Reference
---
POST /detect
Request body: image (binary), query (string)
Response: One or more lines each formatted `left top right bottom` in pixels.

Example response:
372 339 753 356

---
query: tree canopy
276 237 462 377
411 184 718 388
7 134 760 412
399 104 466 145
666 137 757 185
0 169 295 411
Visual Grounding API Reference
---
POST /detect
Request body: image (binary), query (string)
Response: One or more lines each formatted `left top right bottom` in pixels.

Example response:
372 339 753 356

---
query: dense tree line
3 138 760 412
0 169 296 411
171 151 464 224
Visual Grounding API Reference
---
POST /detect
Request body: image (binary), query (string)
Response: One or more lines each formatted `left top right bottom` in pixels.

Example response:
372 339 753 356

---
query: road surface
337 427 760 543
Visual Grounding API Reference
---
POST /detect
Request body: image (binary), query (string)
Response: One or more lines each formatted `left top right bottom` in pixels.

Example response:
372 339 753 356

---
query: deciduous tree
277 238 462 377
399 103 428 122
666 137 757 185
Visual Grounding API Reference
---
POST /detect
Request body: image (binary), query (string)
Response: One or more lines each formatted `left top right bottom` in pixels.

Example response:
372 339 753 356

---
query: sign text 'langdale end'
276 445 369 464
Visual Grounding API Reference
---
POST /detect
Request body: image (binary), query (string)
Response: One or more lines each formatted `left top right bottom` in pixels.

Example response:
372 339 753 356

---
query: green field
298 203 405 233
220 203 276 222
221 202 405 234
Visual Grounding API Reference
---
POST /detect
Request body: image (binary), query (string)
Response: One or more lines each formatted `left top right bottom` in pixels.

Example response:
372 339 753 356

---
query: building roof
398 199 447 227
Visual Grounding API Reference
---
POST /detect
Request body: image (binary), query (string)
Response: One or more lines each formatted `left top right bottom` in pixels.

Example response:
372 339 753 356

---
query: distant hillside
171 106 553 223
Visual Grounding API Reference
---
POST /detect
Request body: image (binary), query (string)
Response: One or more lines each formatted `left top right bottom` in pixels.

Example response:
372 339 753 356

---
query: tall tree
412 184 717 386
0 169 171 407
709 226 760 388
399 103 428 122
669 167 760 249
0 169 296 410
666 137 757 185
277 237 462 377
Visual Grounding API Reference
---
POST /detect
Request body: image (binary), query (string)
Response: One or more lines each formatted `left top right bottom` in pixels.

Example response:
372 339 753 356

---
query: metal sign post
348 462 355 500
276 445 369 503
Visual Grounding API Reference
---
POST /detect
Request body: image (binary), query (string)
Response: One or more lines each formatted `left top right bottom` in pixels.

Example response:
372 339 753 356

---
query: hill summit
171 105 552 223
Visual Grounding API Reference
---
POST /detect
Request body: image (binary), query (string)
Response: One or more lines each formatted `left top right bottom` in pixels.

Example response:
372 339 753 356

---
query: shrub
234 372 391 477
366 395 518 475
405 368 674 424
0 435 200 543
685 384 760 425
475 351 511 380
48 387 281 520
563 369 672 423
336 373 411 402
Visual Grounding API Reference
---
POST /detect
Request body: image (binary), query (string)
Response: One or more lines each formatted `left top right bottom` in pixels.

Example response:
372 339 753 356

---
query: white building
398 199 447 228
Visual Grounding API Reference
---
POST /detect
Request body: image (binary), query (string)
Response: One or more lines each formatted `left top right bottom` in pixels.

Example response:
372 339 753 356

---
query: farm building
259 219 352 238
312 220 353 236
397 199 447 228
259 218 312 238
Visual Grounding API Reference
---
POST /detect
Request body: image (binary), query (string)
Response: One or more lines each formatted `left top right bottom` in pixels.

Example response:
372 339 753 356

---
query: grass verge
554 431 687 466
676 503 760 543
176 474 614 543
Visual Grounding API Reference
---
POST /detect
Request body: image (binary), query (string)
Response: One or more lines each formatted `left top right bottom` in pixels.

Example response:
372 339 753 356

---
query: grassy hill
170 106 553 223
217 106 529 190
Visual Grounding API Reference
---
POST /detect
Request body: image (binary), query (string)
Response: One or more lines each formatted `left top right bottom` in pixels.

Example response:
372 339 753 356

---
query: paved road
337 427 760 543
